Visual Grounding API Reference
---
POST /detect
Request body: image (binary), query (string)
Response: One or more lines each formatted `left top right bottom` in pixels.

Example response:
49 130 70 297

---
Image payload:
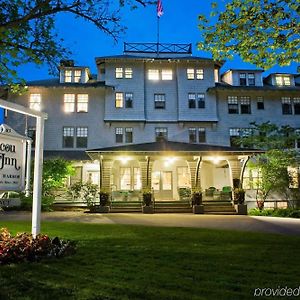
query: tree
0 0 154 85
236 122 299 209
198 0 300 69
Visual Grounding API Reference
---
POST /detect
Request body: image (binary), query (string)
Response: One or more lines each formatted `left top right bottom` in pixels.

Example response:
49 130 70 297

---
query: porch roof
86 141 262 158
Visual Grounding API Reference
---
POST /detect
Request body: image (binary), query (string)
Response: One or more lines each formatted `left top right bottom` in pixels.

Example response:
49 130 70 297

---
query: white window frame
29 94 41 111
148 69 160 80
115 92 124 108
64 94 75 113
161 69 173 80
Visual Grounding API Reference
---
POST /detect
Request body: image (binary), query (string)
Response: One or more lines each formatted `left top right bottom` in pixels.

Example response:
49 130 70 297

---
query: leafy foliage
249 208 300 218
69 182 98 207
0 0 154 85
0 227 76 265
198 0 300 68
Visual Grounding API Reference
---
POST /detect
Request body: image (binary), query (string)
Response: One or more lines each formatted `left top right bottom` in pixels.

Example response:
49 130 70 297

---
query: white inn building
3 43 300 212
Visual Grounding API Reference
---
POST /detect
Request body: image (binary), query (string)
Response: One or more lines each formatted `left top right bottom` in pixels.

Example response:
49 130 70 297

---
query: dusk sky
17 0 298 82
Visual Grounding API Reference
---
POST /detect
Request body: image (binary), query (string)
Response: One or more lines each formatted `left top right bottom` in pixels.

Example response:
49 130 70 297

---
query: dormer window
64 69 82 83
239 73 247 86
275 75 291 86
115 67 133 79
248 73 255 86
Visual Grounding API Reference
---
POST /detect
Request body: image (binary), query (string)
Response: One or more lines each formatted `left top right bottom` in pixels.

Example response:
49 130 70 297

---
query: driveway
1 211 300 236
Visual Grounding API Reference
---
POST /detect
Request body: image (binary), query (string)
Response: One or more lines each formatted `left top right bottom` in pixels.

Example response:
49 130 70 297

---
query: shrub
19 193 54 211
69 182 98 207
249 208 300 218
0 228 76 265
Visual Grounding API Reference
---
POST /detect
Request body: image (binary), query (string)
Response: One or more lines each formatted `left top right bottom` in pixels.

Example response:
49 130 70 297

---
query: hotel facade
4 43 300 212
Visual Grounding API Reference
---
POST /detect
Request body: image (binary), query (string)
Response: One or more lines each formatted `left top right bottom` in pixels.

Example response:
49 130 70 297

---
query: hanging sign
0 124 29 191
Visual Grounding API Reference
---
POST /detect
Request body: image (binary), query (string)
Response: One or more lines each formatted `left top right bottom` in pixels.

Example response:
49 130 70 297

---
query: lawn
0 221 299 300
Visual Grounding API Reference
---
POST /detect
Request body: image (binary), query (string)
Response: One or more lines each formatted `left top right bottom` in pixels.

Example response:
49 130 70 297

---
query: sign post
0 99 47 237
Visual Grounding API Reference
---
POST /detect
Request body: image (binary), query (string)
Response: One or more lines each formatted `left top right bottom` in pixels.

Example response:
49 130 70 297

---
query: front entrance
152 171 173 200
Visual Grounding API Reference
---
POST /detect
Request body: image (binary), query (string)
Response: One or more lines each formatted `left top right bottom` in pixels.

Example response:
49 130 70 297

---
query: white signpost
0 99 47 237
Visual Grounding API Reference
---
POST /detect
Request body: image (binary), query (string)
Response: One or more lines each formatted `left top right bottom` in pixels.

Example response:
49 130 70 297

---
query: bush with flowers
0 228 76 265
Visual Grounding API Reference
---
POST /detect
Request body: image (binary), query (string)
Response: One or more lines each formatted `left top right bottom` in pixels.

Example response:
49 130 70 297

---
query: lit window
115 67 123 79
29 94 41 111
162 69 172 80
148 69 159 80
240 96 251 114
239 73 246 86
74 70 82 83
196 69 204 80
115 92 124 108
177 167 191 188
77 94 88 112
197 93 205 109
125 128 133 143
115 127 123 143
188 93 196 108
198 128 206 143
125 93 133 108
187 68 194 80
155 127 168 141
64 94 75 112
276 75 291 86
64 70 72 82
154 94 166 109
76 127 88 148
282 97 292 114
293 98 300 115
257 96 264 110
63 127 74 148
133 167 141 190
248 73 255 86
125 68 133 79
228 96 238 114
120 167 131 190
189 128 196 143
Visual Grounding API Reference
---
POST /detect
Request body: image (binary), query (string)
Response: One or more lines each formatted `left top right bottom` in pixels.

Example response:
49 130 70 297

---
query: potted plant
142 189 154 214
234 188 247 215
93 189 110 213
191 187 204 214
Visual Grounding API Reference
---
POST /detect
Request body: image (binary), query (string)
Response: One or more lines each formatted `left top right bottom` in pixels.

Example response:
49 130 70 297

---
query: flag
157 0 163 17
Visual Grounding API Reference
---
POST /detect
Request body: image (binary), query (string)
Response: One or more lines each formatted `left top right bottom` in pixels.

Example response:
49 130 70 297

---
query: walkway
1 211 300 236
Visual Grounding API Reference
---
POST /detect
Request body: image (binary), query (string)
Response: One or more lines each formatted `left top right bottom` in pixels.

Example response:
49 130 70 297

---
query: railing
124 42 192 54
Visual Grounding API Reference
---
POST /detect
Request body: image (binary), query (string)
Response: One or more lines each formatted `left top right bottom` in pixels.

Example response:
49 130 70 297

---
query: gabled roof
87 140 261 154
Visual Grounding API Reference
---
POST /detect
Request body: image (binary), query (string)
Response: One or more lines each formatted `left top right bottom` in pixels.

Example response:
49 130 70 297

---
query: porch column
140 157 153 189
227 159 242 188
101 159 113 191
187 157 201 188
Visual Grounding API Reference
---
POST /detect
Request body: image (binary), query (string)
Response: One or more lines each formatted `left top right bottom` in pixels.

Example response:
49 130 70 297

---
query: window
248 73 255 86
154 94 166 109
155 127 168 141
120 167 131 190
64 70 72 82
148 69 159 80
177 167 191 188
115 67 123 79
196 69 204 80
125 68 133 79
275 75 291 86
198 128 206 143
115 128 123 143
29 94 41 111
76 127 88 148
239 73 247 86
77 94 88 112
64 94 75 112
162 69 172 80
189 128 196 143
125 128 133 143
133 167 142 190
125 93 133 108
188 93 196 108
257 96 264 110
74 70 82 83
115 92 124 108
228 96 238 114
229 128 240 147
63 127 75 148
240 96 251 114
294 98 300 115
197 93 205 108
28 127 36 146
187 68 194 80
282 97 292 114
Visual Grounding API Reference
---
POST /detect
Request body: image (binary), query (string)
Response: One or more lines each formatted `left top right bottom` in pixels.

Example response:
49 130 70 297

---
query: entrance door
152 171 173 200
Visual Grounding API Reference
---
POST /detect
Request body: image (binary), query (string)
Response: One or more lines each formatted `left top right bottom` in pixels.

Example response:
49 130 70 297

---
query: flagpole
157 15 159 56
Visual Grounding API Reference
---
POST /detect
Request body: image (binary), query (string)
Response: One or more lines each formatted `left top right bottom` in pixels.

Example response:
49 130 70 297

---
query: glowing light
119 156 131 164
164 157 177 167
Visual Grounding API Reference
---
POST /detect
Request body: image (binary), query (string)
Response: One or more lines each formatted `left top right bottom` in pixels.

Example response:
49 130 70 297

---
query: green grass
0 221 300 300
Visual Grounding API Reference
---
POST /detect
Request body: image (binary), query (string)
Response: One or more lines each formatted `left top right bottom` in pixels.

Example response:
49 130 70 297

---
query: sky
16 0 298 82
